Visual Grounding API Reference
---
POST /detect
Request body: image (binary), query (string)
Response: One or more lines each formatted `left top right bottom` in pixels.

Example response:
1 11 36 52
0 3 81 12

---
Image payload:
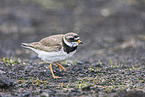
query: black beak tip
80 42 83 44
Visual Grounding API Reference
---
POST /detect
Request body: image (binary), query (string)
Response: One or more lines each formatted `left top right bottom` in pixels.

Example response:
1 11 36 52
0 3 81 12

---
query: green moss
1 57 22 66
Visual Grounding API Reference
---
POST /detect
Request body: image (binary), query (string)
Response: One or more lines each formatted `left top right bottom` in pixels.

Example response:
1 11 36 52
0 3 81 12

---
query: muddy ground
0 0 145 97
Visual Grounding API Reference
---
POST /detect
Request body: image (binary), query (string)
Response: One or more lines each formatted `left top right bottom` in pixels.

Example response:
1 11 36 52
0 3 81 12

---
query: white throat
63 37 78 47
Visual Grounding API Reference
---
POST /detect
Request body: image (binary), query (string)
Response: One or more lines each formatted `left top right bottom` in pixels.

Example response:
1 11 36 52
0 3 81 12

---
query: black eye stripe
66 35 79 41
70 38 74 40
74 35 79 38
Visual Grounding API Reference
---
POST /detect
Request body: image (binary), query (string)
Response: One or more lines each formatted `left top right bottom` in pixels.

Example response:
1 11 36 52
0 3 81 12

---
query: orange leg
55 62 66 72
59 66 62 72
49 63 62 78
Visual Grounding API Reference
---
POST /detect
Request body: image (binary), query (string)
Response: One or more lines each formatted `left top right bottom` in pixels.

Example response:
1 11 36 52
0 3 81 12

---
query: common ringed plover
22 32 83 78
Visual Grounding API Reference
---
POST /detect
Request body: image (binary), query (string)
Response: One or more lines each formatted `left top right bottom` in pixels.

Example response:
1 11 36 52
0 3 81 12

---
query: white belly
30 48 76 63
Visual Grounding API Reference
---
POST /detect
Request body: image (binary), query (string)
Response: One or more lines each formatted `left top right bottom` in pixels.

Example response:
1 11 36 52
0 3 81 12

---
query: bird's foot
53 75 62 78
59 66 66 72
55 62 66 72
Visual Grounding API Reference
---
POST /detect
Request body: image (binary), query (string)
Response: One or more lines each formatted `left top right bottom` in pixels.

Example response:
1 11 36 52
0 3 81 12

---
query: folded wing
22 34 64 52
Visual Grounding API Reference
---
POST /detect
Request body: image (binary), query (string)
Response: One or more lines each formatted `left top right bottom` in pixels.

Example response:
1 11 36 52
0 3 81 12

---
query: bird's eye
74 35 79 38
69 38 74 40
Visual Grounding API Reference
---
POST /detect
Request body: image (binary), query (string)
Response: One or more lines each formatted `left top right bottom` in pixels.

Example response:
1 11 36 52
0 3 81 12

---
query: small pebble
40 92 49 97
71 88 81 93
82 85 91 91
62 79 68 83
0 75 15 88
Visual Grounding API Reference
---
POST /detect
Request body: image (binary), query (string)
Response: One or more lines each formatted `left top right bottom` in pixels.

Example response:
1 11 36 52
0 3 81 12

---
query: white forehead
74 37 80 40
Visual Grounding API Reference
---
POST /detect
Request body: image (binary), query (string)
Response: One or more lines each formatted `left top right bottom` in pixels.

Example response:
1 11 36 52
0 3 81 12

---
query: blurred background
0 0 145 62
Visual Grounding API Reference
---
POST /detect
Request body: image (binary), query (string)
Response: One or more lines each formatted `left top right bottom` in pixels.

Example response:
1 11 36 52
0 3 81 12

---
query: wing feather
22 34 64 52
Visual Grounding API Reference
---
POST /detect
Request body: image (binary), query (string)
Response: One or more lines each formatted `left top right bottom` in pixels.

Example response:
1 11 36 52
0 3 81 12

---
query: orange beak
77 40 83 44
